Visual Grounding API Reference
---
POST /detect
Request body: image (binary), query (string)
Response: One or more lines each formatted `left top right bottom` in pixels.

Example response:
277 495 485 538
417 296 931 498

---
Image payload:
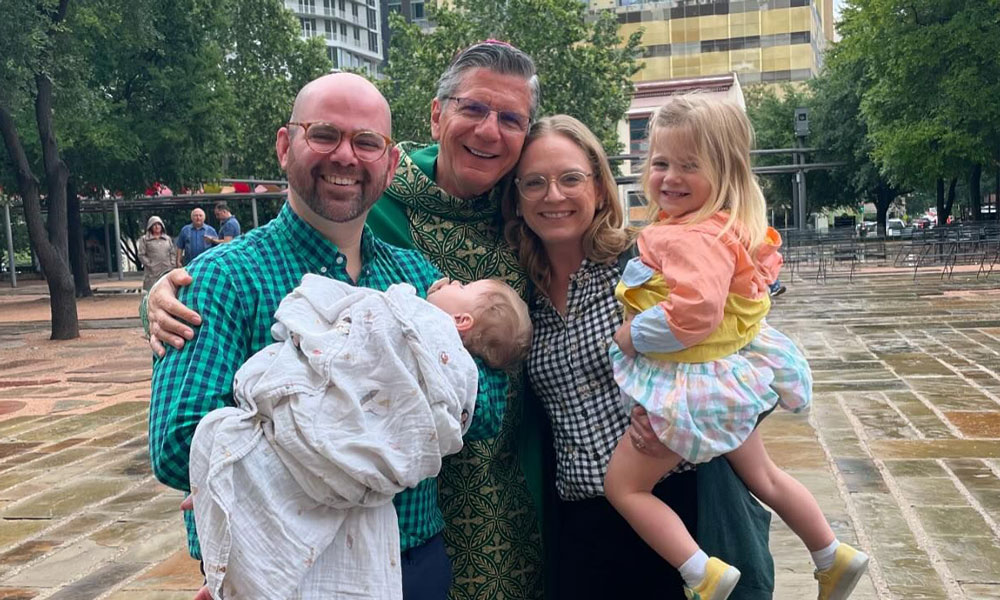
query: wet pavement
0 268 997 599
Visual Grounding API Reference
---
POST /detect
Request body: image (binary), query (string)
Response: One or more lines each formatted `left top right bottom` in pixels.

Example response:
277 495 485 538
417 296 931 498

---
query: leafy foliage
380 0 644 154
218 0 332 179
0 0 330 338
841 0 1000 205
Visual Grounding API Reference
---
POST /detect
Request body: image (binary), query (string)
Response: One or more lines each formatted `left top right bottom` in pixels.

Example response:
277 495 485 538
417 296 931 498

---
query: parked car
887 218 905 236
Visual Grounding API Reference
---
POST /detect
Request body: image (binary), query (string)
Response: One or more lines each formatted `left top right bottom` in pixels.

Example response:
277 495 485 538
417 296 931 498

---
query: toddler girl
603 96 869 600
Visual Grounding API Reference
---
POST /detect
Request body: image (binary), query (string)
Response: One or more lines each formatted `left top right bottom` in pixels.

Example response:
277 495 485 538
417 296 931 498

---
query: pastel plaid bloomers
610 322 811 464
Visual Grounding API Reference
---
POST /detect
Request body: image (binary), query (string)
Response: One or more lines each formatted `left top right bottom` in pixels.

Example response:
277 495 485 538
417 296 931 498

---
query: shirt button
319 267 328 274
335 256 344 265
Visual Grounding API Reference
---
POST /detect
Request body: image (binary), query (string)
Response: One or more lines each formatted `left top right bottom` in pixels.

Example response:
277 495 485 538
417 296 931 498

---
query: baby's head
426 278 532 370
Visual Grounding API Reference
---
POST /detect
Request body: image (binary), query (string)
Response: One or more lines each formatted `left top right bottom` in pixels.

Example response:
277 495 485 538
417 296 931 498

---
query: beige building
598 0 834 85
614 74 746 223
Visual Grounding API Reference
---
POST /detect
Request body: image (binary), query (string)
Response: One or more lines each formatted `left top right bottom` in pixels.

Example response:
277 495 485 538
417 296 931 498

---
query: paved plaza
0 266 997 599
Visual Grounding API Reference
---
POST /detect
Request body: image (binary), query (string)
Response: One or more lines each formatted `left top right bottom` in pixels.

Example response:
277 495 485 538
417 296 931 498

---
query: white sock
811 539 840 572
678 549 710 589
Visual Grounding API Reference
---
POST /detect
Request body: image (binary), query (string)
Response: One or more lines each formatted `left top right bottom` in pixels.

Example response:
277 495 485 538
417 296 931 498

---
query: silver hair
435 42 540 119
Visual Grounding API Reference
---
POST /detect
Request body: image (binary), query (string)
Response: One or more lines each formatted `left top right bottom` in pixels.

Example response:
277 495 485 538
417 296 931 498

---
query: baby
187 274 531 600
424 275 533 369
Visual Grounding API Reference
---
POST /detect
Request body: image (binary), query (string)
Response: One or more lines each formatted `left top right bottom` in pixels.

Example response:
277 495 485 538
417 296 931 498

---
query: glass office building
593 0 835 84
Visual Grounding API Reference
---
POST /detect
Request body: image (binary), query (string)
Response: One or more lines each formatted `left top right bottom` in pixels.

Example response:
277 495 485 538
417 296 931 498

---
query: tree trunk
969 164 982 221
66 179 92 297
941 177 957 226
936 178 945 225
875 185 894 235
0 78 79 340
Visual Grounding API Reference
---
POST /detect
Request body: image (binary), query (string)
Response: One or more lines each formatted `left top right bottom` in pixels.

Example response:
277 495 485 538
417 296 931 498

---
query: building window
300 17 316 37
629 117 649 155
340 22 347 35
354 25 361 41
352 3 359 17
328 46 339 67
762 70 792 83
367 7 377 28
298 0 315 13
325 19 334 39
369 31 379 52
323 0 333 14
790 31 811 44
339 0 345 11
645 44 671 57
412 1 424 18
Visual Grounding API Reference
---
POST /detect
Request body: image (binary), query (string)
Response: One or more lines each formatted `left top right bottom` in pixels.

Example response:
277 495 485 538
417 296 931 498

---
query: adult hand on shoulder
629 406 670 458
613 318 637 357
149 268 200 357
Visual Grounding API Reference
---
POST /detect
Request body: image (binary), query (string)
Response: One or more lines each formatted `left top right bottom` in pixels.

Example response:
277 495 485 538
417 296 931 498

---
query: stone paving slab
0 269 997 598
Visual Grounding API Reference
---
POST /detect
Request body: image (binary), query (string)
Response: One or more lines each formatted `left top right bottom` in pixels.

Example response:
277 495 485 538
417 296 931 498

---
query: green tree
380 0 643 154
219 0 332 179
841 0 1000 223
1 0 233 338
808 42 905 233
1 0 84 338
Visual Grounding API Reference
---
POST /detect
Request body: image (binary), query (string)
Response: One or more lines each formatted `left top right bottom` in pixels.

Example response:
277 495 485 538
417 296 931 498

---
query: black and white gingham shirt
528 258 635 501
529 256 694 501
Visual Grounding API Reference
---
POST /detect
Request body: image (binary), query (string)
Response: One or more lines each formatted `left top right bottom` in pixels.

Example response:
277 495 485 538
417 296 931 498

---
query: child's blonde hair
641 95 767 255
464 280 533 370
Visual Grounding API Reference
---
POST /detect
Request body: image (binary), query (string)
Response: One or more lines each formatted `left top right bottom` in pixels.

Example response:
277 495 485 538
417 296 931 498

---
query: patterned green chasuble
368 142 544 600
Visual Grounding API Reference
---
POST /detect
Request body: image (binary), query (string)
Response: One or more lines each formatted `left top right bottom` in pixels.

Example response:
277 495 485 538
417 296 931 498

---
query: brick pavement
0 270 997 599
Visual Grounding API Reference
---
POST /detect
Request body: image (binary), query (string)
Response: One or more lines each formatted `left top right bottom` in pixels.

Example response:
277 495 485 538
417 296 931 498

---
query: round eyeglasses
445 96 531 133
515 171 593 200
286 122 393 162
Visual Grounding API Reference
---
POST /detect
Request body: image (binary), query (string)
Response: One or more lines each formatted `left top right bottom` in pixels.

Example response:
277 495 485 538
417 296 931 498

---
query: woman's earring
515 205 522 217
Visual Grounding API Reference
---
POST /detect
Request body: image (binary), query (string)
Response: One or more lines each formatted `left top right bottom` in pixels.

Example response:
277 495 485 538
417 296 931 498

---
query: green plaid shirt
148 203 508 558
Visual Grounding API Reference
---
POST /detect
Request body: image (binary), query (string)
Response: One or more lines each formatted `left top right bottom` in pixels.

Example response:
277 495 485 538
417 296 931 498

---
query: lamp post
794 107 809 230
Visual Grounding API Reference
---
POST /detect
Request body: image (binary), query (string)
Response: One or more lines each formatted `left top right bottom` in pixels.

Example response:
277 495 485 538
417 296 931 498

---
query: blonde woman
503 114 774 600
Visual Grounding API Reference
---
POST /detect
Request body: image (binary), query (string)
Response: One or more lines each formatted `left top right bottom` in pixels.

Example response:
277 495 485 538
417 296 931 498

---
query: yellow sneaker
684 557 741 600
815 543 870 600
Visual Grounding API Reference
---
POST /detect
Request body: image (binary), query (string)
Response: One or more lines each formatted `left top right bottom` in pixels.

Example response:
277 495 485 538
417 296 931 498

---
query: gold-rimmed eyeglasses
286 122 393 162
515 171 593 200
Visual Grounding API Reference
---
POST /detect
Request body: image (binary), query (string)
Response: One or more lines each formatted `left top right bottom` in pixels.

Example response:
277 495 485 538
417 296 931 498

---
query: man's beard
288 158 387 223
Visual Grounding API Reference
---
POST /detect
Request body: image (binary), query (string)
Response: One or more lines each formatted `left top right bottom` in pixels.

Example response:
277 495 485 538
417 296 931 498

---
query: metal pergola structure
2 179 287 288
2 151 847 288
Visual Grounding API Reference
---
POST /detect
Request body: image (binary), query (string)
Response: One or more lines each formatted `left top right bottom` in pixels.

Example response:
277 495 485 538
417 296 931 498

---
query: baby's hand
613 318 637 357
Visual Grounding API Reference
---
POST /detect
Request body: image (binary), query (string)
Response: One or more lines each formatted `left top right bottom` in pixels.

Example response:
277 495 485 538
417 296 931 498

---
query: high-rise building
379 0 431 67
285 0 383 75
596 0 835 85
